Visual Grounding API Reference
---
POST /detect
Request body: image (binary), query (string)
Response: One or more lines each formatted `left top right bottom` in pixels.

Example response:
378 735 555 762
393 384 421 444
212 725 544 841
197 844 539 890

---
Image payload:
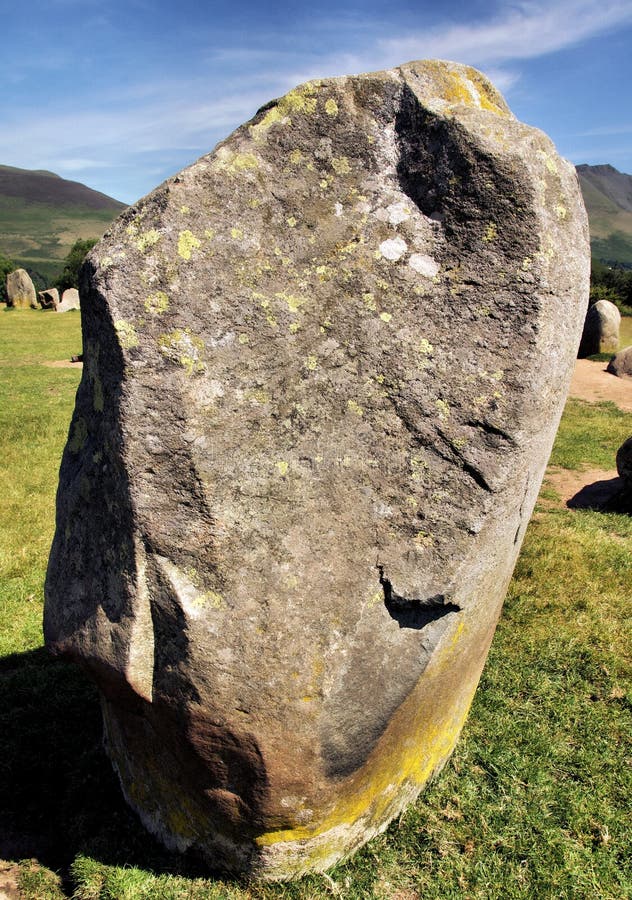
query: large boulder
607 344 632 377
6 268 37 309
578 299 620 357
44 60 590 879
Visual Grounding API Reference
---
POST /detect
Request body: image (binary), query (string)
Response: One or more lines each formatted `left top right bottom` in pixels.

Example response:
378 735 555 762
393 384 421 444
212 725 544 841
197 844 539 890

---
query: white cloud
378 0 632 67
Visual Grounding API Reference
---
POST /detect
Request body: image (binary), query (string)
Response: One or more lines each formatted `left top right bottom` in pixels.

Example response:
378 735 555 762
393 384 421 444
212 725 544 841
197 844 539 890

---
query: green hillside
577 163 632 266
0 165 126 285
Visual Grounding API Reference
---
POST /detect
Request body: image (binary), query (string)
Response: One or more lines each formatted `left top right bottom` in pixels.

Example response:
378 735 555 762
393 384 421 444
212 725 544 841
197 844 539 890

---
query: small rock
38 287 60 310
58 288 80 312
616 436 632 489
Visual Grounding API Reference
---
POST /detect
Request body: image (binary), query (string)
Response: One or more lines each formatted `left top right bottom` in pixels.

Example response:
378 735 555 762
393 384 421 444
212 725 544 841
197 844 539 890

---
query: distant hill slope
0 164 126 284
577 164 632 266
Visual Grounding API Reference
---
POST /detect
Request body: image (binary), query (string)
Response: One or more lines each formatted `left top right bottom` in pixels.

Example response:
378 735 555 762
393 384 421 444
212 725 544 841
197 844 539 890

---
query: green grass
1 312 630 900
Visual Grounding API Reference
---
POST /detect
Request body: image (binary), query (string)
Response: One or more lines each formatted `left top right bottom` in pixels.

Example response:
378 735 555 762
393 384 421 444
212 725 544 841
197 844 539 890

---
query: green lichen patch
68 417 88 453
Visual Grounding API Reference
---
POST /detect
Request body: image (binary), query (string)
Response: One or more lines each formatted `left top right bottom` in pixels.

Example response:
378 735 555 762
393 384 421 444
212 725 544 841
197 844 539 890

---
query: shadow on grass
0 648 212 887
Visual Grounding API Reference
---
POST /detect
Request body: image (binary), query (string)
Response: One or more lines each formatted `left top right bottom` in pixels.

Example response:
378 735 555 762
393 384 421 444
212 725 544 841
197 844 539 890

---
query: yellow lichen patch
289 149 304 165
368 589 383 608
363 292 377 311
331 156 352 175
231 227 244 240
247 389 271 405
215 147 261 172
418 338 434 355
483 222 497 243
286 216 298 228
276 460 289 476
204 228 216 240
289 322 301 334
556 204 567 220
315 264 334 281
158 329 205 375
306 355 318 371
325 98 339 116
134 229 161 253
435 398 450 420
144 291 169 315
275 291 305 313
379 312 392 323
177 230 201 260
410 454 428 482
238 334 250 345
114 319 139 350
180 205 190 214
347 399 364 416
194 590 225 610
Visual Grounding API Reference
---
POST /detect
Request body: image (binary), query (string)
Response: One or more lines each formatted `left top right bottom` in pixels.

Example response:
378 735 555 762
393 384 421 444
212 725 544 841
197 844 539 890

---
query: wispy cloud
378 0 632 66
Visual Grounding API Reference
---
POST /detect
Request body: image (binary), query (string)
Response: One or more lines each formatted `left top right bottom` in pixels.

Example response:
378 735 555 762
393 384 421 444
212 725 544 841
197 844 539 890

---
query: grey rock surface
578 299 620 357
6 268 37 309
44 60 590 879
607 344 632 377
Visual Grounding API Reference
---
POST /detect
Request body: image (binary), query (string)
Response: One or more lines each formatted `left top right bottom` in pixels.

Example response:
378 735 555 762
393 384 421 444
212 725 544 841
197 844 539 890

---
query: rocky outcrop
607 344 632 377
6 268 37 308
44 60 590 879
38 288 60 310
578 299 620 357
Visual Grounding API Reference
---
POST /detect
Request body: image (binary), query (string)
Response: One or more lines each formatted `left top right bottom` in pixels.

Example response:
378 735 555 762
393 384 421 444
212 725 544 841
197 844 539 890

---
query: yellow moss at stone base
256 649 475 852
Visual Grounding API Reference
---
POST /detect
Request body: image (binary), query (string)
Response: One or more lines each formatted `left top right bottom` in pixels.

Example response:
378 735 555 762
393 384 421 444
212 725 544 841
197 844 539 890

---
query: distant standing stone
578 299 621 357
606 345 632 377
45 59 590 880
58 288 80 312
39 287 60 310
6 268 37 309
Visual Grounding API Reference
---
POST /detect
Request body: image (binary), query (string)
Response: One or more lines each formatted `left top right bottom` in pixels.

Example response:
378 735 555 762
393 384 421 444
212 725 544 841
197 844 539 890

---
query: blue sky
2 0 631 204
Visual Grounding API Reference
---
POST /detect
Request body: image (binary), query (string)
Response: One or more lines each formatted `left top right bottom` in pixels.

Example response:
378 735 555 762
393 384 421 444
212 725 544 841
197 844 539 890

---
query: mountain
0 165 126 284
576 164 632 266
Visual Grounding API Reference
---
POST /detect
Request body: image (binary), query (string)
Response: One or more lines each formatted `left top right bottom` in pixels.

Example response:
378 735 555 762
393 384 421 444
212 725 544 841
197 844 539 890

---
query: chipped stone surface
44 60 590 879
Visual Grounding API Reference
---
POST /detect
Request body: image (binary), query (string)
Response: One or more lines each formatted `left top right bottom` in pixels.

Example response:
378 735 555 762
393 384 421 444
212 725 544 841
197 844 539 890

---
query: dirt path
544 359 631 510
569 359 632 411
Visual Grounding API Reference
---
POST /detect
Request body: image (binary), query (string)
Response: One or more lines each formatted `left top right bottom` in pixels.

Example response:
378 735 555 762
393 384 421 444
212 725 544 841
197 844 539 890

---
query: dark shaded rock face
44 60 590 879
578 299 620 357
616 436 632 488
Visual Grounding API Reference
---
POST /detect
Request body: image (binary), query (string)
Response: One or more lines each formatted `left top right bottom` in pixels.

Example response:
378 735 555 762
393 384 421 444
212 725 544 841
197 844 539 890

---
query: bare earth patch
542 359 631 510
570 359 632 411
42 359 83 368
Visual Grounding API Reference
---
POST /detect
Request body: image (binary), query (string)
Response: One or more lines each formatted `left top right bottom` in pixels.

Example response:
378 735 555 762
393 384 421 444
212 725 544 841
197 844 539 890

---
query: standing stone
39 288 60 310
6 268 37 309
578 299 620 357
58 288 81 312
616 436 632 489
44 60 590 879
607 345 632 377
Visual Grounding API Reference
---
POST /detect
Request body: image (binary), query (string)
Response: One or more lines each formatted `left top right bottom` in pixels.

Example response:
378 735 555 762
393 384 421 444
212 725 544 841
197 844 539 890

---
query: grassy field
1 309 630 900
